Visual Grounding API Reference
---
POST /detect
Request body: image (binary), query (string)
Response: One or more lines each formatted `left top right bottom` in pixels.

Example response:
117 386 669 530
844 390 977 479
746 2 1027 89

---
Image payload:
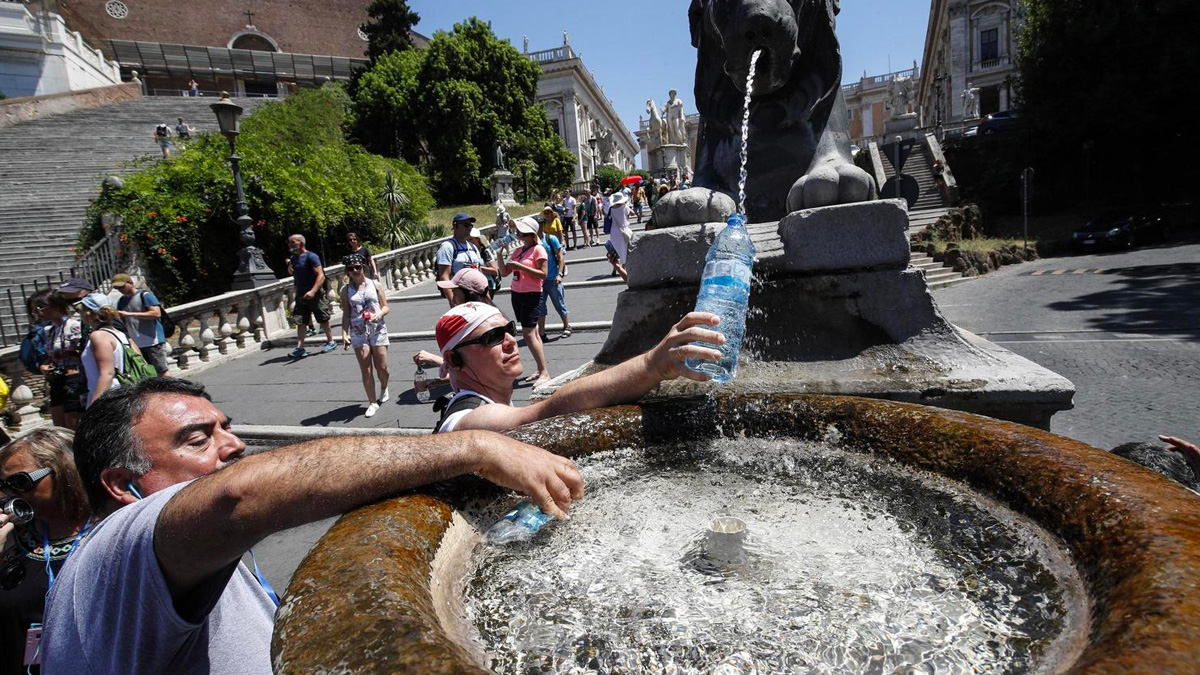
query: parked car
976 110 1019 135
1072 210 1170 250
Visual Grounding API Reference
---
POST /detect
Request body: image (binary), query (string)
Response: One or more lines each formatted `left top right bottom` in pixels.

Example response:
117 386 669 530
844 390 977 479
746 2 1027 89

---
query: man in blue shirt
435 213 486 307
538 219 572 340
113 273 171 375
286 234 336 358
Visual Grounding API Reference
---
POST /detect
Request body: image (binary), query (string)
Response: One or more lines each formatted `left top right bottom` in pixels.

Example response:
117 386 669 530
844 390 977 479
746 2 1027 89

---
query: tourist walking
76 292 141 407
39 293 86 429
113 273 172 376
538 218 571 341
286 234 336 358
153 123 173 159
602 188 614 238
585 187 602 246
436 213 486 307
608 191 635 270
498 218 551 386
542 205 564 245
345 231 378 279
188 79 200 97
632 183 645 223
467 226 501 299
174 118 191 141
0 428 95 675
561 191 582 249
339 254 390 418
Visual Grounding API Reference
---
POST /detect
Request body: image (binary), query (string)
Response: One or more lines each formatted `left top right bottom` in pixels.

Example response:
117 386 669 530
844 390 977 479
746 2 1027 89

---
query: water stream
737 50 762 216
463 438 1082 674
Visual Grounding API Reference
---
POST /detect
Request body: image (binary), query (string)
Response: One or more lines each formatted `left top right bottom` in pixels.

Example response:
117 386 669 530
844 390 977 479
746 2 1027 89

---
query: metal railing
150 88 279 99
69 229 124 293
0 274 70 348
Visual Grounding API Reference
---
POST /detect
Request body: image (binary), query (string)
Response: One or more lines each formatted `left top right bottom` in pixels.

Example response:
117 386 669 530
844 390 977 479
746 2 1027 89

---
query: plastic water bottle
485 501 555 545
413 365 430 403
686 213 756 384
489 232 517 253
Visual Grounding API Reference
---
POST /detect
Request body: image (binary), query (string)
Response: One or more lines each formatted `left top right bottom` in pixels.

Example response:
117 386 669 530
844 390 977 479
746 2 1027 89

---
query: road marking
1071 269 1088 274
1051 269 1066 275
1031 270 1046 276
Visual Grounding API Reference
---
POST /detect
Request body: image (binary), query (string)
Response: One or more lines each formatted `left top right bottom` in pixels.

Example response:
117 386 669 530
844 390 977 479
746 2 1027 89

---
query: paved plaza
233 231 1200 589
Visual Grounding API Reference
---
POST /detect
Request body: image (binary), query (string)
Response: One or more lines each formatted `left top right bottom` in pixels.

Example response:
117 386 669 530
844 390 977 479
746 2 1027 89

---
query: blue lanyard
248 549 280 607
42 517 93 594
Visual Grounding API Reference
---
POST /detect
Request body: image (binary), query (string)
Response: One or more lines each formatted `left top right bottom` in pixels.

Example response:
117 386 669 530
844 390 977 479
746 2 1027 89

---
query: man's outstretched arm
155 431 583 599
459 313 724 431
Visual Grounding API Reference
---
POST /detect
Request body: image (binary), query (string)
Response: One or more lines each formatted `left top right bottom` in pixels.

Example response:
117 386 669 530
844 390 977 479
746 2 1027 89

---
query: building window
550 119 561 139
980 28 999 62
105 1 129 19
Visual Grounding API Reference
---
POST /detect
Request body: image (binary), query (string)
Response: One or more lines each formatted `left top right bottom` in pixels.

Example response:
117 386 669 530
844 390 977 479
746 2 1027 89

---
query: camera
1 551 25 590
1 496 33 526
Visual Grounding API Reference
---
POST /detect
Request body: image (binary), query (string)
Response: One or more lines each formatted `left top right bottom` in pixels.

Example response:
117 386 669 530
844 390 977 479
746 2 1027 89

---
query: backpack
155 124 169 137
142 291 177 338
18 324 48 375
102 328 157 386
432 392 487 433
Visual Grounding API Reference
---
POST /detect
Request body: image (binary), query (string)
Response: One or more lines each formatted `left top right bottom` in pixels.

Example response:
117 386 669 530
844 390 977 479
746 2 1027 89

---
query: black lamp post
210 92 276 290
587 136 598 180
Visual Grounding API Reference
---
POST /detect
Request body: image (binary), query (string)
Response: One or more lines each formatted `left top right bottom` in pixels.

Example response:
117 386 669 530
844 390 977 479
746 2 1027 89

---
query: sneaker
290 347 306 358
365 402 380 418
321 341 337 353
378 387 390 404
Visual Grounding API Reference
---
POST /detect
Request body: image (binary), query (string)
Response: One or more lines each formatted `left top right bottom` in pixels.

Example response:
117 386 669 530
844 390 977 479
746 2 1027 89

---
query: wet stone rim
271 394 1200 674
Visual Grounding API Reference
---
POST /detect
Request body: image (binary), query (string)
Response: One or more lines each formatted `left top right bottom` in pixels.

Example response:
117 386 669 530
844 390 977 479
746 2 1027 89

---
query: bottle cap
727 213 746 228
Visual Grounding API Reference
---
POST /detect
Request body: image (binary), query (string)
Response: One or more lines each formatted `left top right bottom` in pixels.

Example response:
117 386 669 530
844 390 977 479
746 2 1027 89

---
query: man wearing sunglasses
432 302 725 433
39 377 583 675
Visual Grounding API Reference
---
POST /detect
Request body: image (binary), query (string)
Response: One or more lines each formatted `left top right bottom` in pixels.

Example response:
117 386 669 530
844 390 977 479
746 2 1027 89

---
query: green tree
351 18 575 204
1017 0 1197 208
80 86 433 303
594 166 624 193
361 0 420 62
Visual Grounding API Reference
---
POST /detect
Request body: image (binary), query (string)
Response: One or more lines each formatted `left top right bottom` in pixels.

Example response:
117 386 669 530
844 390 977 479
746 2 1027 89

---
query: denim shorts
539 281 568 317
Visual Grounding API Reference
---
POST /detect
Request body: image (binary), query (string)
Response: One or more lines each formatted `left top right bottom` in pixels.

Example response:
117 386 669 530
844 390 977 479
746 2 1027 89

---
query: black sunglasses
455 321 516 350
0 467 53 493
347 265 364 271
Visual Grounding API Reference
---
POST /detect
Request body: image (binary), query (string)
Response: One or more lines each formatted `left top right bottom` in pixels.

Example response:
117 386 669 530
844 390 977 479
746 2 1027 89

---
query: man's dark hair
73 378 211 512
1112 442 1200 491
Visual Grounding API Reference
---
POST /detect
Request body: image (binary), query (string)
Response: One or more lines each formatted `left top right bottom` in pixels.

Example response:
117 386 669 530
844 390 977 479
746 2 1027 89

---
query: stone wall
0 81 141 128
0 3 122 99
46 0 374 60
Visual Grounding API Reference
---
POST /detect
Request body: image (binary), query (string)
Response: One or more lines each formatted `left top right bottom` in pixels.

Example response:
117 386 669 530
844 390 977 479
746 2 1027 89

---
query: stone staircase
0 95 269 343
910 251 971 290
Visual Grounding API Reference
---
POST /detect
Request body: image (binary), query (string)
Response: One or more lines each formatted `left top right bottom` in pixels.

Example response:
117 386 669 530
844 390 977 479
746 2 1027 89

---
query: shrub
80 86 432 303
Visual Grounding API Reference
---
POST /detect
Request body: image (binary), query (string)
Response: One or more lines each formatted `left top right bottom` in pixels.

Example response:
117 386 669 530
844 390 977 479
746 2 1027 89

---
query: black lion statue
654 0 875 227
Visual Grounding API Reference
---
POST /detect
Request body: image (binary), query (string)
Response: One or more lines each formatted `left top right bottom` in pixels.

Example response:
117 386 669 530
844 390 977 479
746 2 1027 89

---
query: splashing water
463 439 1084 674
737 50 763 216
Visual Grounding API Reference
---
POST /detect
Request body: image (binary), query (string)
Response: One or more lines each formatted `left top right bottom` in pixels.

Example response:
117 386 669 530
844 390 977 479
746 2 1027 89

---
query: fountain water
737 50 762 216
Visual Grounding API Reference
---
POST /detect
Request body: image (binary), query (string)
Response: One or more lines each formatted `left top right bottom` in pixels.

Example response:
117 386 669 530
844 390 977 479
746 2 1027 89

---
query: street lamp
210 91 275 290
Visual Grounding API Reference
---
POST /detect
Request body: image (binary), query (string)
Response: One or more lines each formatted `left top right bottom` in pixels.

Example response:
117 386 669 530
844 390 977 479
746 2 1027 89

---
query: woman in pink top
499 217 551 386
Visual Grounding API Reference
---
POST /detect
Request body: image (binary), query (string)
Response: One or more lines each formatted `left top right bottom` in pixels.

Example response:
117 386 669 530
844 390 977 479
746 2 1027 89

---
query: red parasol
619 175 643 185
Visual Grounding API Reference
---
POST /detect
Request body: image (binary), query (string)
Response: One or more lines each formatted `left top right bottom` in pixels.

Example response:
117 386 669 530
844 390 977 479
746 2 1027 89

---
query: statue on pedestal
645 99 665 152
962 84 980 119
887 74 915 117
664 89 687 145
493 143 507 172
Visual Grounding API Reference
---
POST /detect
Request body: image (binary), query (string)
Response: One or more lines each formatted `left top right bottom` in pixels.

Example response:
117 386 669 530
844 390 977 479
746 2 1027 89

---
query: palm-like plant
379 170 411 250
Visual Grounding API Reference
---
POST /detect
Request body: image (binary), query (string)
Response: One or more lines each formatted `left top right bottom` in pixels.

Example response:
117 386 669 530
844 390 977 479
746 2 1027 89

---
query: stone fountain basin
271 394 1200 674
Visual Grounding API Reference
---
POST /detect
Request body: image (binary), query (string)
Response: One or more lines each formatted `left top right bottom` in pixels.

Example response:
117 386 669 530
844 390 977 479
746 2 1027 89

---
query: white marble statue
665 89 687 146
596 128 615 165
962 84 980 119
646 99 666 152
888 75 915 116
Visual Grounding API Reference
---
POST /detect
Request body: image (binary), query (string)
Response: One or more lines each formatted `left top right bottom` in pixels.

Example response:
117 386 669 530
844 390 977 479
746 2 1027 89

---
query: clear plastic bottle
484 501 555 545
685 213 756 384
413 365 430 403
489 232 517 253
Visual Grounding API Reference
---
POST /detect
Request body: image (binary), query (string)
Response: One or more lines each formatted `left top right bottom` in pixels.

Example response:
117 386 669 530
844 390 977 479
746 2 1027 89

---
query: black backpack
141 291 177 338
155 124 169 137
432 393 487 433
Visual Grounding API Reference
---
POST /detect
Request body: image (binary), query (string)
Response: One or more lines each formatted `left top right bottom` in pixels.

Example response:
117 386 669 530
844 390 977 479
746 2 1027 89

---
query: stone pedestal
489 171 517 207
540 200 1075 429
649 144 691 179
883 112 920 137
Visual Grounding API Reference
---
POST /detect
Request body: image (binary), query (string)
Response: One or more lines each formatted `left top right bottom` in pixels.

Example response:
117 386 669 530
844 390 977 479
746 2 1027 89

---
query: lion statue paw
786 160 876 211
650 187 737 229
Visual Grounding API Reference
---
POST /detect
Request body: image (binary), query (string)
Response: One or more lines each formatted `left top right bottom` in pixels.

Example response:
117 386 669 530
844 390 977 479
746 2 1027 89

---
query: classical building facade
11 0 428 95
915 0 1021 133
526 33 637 190
843 65 919 147
0 3 121 98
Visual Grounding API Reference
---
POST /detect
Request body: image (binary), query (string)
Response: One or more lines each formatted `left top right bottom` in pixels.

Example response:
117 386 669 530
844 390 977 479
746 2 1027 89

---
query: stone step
928 274 974 290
